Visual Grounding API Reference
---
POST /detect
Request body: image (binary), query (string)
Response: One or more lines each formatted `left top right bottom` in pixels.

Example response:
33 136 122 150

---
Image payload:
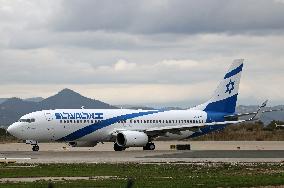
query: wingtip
262 99 269 107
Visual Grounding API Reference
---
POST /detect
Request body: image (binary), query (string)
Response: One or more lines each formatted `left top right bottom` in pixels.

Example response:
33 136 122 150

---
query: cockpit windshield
18 118 35 123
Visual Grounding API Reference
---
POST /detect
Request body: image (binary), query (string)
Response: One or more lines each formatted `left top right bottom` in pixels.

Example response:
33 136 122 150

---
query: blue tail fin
192 59 244 114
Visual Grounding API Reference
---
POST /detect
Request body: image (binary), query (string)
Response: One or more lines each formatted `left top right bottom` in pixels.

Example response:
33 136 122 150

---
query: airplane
275 123 284 128
7 59 270 151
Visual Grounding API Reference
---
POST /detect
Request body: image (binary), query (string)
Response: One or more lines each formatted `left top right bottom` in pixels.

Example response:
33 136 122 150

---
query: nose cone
7 123 19 137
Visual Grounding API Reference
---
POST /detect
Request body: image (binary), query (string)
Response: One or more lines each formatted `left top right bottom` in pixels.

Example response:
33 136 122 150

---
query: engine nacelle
116 131 148 147
68 141 98 147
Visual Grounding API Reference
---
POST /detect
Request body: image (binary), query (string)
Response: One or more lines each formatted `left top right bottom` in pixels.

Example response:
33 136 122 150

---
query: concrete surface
0 141 284 163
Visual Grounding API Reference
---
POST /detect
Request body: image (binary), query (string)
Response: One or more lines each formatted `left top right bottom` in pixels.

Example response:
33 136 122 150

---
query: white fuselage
8 109 208 143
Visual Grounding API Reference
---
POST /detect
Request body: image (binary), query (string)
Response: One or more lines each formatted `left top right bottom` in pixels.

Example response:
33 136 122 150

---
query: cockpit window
18 118 35 123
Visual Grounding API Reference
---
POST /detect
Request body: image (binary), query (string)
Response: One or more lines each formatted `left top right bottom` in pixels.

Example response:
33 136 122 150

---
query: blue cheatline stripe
224 64 243 79
57 110 165 142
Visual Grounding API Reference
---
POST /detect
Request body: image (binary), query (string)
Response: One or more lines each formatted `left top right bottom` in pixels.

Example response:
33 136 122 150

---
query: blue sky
0 0 283 107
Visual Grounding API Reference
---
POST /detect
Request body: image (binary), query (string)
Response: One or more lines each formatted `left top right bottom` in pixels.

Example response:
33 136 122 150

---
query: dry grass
194 121 284 141
0 128 19 143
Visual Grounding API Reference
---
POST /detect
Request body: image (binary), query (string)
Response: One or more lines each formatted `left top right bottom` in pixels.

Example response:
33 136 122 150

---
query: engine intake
116 131 148 147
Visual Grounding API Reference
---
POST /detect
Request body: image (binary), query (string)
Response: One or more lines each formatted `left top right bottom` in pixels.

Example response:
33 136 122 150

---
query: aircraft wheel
143 143 155 150
114 143 124 151
32 145 39 152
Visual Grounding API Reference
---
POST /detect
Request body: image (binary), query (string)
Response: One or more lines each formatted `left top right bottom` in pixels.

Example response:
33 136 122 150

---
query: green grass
1 163 284 187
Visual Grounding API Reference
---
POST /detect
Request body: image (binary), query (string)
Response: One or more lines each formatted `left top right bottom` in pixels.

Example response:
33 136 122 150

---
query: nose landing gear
25 140 39 152
32 145 39 151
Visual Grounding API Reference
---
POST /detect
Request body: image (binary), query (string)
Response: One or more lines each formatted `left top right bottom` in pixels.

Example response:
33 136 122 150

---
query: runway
1 141 284 163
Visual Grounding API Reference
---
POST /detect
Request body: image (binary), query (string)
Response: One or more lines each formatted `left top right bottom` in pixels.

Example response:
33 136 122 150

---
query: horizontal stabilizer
224 100 283 121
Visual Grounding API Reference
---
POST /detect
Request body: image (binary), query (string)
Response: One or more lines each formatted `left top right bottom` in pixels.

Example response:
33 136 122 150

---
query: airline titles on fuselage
55 112 104 120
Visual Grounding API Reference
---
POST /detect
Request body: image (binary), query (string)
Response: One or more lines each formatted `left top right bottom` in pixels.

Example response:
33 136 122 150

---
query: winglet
249 100 268 121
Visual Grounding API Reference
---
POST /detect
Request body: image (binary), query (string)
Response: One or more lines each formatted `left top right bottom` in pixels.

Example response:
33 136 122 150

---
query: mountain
0 98 39 127
0 98 8 104
0 88 117 127
0 97 44 104
24 97 44 103
40 88 115 109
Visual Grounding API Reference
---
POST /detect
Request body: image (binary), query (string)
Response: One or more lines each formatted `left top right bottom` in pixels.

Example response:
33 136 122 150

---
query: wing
144 120 245 135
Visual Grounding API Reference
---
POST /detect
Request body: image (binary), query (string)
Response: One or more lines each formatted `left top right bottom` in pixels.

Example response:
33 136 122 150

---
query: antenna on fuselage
81 106 85 109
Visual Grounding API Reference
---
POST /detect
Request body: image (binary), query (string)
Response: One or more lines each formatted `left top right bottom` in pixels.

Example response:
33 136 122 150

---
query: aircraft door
44 112 55 141
47 126 56 141
44 112 54 121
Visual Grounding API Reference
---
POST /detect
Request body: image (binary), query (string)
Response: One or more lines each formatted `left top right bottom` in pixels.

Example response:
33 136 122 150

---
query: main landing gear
143 142 155 150
113 143 126 151
113 142 156 151
32 144 39 151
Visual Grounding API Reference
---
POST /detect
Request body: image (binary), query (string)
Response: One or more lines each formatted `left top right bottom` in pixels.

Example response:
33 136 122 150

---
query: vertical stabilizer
191 59 244 114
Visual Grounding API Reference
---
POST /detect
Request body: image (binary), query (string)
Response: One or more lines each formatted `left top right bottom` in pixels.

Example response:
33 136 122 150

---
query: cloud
113 60 137 71
51 0 284 35
0 1 283 106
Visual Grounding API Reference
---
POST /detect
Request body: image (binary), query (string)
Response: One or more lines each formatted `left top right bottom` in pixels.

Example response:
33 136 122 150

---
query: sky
0 0 283 107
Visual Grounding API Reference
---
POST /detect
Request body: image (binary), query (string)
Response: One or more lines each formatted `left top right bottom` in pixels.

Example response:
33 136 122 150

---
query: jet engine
68 141 98 147
116 131 148 147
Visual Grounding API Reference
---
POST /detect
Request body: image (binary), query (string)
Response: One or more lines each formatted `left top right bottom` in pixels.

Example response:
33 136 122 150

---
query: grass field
0 163 284 187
